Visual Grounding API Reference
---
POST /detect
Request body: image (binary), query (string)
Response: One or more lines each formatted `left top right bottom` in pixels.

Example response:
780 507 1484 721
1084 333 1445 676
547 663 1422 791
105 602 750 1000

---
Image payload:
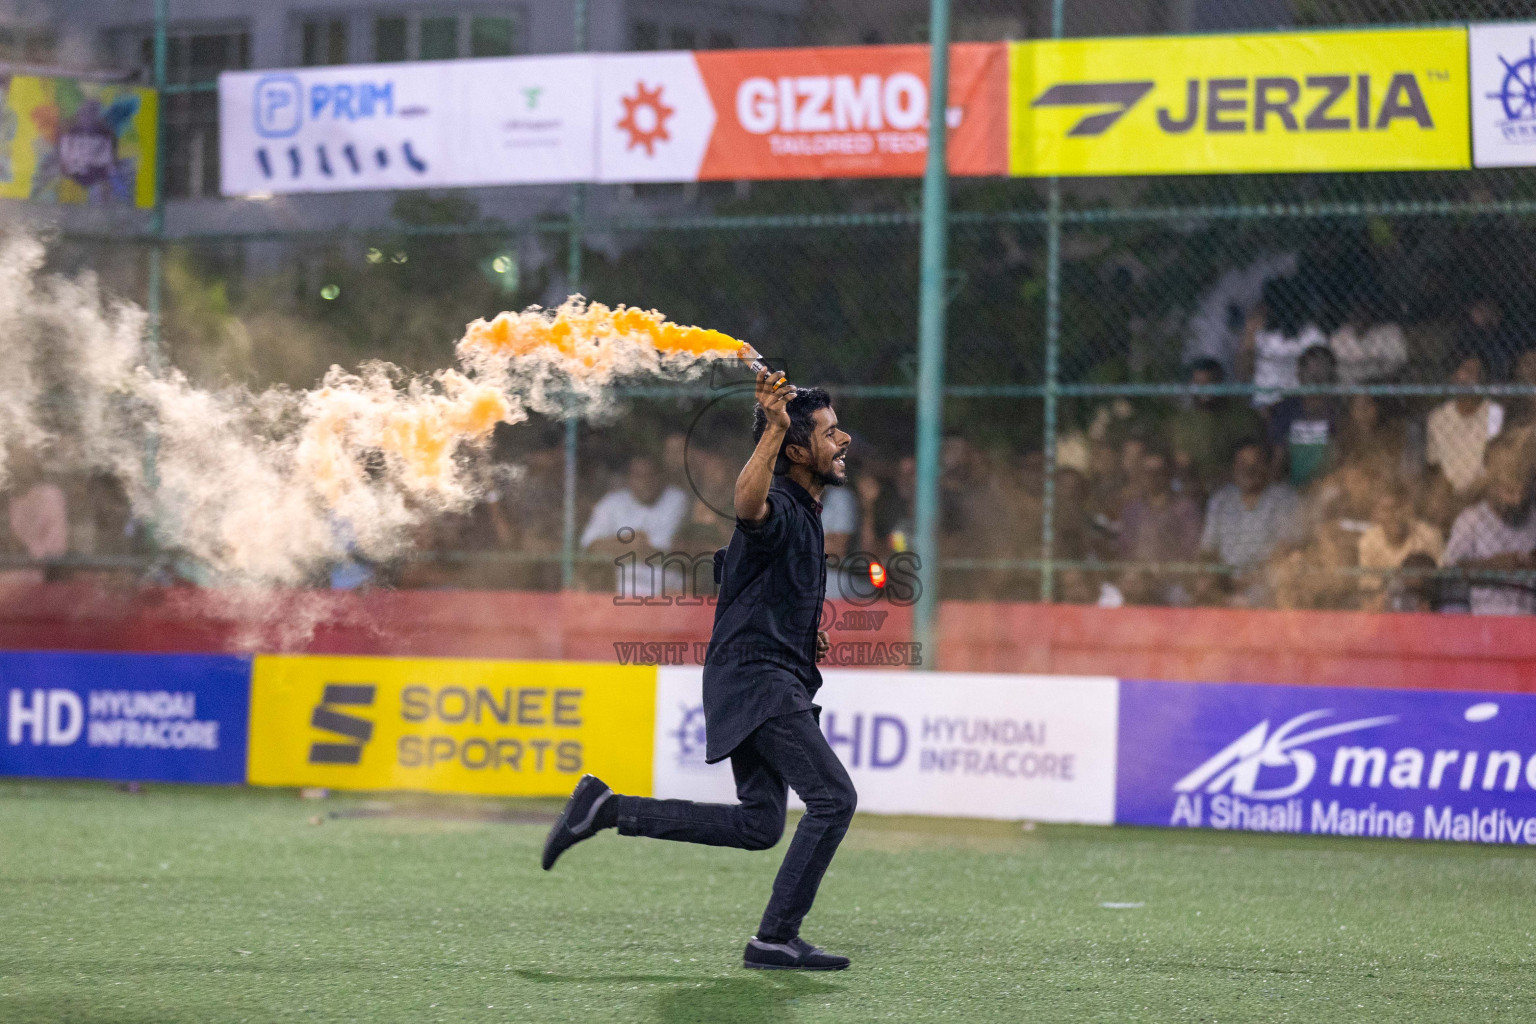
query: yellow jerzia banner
1009 28 1469 176
248 655 655 796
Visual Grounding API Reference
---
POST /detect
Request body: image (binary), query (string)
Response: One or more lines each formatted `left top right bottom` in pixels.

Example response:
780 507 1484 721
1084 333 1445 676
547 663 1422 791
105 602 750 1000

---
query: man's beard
813 466 847 487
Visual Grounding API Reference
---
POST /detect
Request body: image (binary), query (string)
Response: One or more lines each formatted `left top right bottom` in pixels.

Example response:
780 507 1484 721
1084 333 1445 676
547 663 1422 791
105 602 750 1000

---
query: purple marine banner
1116 679 1536 846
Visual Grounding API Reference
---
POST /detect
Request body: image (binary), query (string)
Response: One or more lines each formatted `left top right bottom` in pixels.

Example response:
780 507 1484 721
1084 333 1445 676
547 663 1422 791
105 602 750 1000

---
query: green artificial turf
2 780 1534 1023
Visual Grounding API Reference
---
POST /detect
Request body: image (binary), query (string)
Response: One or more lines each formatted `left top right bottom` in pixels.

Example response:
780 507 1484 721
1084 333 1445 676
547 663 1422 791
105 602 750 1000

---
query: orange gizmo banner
596 43 1007 182
247 655 655 797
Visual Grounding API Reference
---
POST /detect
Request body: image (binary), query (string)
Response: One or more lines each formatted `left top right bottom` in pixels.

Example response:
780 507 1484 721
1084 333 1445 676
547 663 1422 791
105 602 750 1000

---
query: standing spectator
1239 278 1327 409
1442 435 1536 615
579 453 688 598
1458 298 1519 382
1357 480 1444 612
1197 439 1305 606
1167 358 1265 496
1117 444 1202 605
1267 345 1344 488
1426 352 1503 500
1182 252 1296 374
1329 297 1408 384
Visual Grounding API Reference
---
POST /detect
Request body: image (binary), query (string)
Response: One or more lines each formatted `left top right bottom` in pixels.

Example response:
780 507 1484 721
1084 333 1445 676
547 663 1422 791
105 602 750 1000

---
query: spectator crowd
5 262 1536 618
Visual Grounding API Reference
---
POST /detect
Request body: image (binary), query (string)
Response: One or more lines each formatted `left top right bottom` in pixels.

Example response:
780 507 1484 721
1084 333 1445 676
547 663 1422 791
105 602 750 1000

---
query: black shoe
742 936 850 971
541 774 613 870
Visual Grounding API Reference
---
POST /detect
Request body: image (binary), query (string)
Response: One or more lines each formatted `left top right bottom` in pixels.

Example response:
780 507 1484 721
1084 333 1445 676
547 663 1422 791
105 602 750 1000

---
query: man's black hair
1298 343 1336 369
1232 435 1271 462
1188 357 1226 381
752 387 833 475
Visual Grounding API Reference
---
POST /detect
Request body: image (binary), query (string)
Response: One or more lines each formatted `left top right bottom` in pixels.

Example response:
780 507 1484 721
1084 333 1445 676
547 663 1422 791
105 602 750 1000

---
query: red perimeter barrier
0 583 1530 693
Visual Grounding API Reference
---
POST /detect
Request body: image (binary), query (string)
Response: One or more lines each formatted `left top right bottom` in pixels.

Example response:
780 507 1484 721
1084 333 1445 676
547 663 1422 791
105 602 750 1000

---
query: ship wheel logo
1490 37 1536 122
617 81 675 155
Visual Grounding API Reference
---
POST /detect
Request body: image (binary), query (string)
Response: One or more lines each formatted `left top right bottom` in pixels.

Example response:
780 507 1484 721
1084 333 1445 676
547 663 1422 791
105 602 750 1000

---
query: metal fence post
147 0 167 373
560 0 589 592
1039 0 1065 603
912 0 951 669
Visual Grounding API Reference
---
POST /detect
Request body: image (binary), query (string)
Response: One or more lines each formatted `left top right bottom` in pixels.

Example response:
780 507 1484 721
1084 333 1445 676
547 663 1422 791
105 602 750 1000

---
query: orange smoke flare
459 299 754 370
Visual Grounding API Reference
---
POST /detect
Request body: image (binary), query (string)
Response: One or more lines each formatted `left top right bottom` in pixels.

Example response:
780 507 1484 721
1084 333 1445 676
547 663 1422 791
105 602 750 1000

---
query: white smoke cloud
0 233 741 591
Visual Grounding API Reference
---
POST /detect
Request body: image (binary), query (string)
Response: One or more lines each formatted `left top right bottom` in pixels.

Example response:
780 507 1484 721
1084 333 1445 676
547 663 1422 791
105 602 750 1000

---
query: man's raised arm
734 368 794 525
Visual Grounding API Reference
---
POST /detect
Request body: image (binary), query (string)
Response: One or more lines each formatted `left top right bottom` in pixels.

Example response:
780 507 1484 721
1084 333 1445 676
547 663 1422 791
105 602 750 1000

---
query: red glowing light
869 561 886 588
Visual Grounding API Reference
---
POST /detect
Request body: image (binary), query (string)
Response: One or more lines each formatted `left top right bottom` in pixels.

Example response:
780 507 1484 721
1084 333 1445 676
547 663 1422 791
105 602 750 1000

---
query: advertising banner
0 651 250 783
218 55 596 196
1118 679 1536 845
247 655 654 796
653 667 1118 822
1009 28 1469 176
1470 23 1536 167
595 43 1008 182
0 75 157 208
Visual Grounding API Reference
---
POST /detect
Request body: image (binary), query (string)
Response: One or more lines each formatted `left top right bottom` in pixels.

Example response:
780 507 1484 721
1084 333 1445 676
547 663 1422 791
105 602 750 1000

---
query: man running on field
542 366 857 972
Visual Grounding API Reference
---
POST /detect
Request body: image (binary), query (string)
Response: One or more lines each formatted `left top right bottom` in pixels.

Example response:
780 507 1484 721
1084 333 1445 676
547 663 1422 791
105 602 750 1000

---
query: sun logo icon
617 81 675 156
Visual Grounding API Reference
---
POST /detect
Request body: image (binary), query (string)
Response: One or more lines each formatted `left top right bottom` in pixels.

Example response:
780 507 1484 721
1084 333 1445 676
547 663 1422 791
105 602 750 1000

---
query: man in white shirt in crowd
1427 352 1504 498
1198 438 1305 606
1443 434 1536 615
580 453 689 600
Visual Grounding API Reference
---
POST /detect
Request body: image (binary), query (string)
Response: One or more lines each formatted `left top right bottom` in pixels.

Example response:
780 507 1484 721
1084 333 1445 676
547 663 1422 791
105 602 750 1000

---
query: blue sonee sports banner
0 651 251 784
1118 679 1536 846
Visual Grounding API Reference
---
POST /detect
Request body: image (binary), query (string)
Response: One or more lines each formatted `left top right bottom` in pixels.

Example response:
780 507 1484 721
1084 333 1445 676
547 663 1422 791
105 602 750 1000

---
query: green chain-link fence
31 1 1536 626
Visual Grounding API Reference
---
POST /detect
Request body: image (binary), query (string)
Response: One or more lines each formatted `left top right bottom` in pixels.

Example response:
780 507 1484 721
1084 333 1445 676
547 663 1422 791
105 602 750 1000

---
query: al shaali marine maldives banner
218 55 598 195
0 651 250 783
1117 679 1536 844
1009 27 1470 176
0 75 157 208
1471 23 1536 167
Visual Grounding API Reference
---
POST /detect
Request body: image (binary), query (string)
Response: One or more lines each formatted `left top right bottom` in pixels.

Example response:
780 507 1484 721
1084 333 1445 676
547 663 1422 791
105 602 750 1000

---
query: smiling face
790 405 851 487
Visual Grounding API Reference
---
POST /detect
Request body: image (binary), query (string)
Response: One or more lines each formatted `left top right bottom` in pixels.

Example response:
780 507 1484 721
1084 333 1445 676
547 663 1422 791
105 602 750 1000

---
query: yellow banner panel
0 75 158 208
249 655 655 797
1009 28 1469 176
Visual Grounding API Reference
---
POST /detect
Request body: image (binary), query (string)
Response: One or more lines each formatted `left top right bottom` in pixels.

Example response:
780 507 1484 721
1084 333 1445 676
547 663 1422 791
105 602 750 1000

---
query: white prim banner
219 55 596 195
1471 23 1536 167
653 667 1118 823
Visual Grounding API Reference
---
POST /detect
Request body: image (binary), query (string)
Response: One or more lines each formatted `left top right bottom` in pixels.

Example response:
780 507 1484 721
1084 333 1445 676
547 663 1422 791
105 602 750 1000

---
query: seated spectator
1329 297 1408 384
1385 552 1440 613
1272 513 1360 611
1116 443 1202 605
879 455 917 554
0 454 68 586
1504 348 1536 440
579 453 688 599
1357 480 1444 612
1167 358 1265 496
1335 393 1423 478
1197 439 1305 606
1239 278 1327 409
1442 434 1536 615
1426 352 1503 500
1268 345 1344 489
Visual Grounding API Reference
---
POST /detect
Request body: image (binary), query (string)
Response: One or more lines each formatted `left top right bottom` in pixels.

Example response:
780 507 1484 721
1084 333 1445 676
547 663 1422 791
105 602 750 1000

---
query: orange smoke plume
458 298 752 372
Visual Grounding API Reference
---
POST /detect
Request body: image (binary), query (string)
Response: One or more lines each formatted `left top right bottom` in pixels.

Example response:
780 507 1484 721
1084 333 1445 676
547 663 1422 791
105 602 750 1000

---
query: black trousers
615 709 857 941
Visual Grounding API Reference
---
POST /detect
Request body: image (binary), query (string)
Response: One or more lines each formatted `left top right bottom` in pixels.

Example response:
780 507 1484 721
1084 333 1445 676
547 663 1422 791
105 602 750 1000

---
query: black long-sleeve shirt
701 476 827 763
